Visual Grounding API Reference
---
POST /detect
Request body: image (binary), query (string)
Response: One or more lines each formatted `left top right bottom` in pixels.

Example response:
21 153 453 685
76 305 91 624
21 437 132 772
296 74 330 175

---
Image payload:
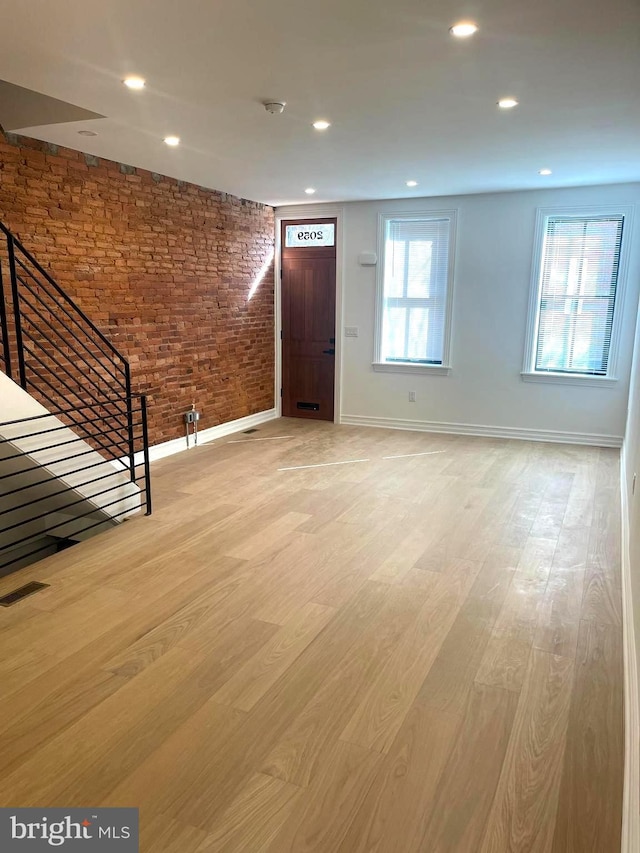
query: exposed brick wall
0 130 275 445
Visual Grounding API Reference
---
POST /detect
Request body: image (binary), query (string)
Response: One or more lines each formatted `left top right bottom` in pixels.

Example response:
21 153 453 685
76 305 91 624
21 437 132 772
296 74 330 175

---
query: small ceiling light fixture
78 130 98 137
313 120 331 131
497 97 519 109
406 180 418 187
163 136 180 146
305 187 316 195
123 76 146 90
449 22 478 38
538 168 552 176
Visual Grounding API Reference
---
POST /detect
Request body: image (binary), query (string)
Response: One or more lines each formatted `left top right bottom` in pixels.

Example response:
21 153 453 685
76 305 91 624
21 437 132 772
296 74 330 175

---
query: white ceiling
0 0 638 207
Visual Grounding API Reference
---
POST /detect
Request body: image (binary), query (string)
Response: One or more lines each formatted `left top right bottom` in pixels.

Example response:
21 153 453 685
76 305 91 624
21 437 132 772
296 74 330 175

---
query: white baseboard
620 444 640 853
339 413 622 448
133 408 279 465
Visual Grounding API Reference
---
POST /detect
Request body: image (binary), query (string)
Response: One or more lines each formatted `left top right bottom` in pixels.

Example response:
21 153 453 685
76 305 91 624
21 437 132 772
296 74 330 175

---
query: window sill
521 371 617 388
373 362 451 376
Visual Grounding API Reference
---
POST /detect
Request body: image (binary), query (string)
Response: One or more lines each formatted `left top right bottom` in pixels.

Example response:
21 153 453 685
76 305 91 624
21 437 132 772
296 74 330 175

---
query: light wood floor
0 419 623 852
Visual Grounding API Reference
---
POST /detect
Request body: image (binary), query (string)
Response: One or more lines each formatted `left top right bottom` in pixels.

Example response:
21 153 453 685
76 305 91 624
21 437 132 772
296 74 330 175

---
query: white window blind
379 216 452 365
534 215 624 376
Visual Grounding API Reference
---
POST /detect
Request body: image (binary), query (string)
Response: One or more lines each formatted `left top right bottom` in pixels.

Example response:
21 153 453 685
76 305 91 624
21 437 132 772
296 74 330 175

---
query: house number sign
285 224 335 248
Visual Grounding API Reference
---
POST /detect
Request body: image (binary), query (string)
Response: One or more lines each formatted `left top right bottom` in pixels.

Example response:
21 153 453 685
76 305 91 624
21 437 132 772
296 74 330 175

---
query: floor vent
0 581 50 607
243 428 259 434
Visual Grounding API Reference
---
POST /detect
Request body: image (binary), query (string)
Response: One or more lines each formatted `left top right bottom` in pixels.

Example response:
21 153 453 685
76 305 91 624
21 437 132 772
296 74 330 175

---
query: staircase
0 221 151 576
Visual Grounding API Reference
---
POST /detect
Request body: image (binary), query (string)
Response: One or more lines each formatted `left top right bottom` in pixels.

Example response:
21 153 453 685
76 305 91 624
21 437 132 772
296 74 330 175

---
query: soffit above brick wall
0 80 104 132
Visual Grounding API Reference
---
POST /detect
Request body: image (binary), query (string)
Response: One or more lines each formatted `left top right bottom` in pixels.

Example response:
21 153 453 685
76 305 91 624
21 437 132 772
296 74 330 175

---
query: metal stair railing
0 395 152 573
0 221 151 572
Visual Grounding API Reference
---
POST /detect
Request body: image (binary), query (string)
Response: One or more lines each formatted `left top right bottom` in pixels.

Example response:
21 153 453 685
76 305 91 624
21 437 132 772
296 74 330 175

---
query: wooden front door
281 219 337 421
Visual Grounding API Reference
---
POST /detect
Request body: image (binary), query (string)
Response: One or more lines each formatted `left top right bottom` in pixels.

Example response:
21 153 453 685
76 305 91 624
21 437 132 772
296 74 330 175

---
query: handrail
0 220 152 577
1 468 126 518
0 395 139 426
18 289 124 391
0 393 152 572
0 222 139 484
0 221 126 363
13 359 131 462
7 236 27 389
0 503 141 572
0 257 12 376
0 413 131 441
0 456 126 492
20 336 127 421
14 258 126 378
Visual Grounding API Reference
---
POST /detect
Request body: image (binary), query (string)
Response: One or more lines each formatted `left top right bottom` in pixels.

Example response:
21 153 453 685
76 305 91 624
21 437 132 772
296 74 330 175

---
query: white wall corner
621 444 640 853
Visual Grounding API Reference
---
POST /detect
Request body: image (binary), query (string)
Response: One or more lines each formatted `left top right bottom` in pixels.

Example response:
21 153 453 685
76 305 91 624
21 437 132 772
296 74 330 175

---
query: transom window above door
285 223 335 248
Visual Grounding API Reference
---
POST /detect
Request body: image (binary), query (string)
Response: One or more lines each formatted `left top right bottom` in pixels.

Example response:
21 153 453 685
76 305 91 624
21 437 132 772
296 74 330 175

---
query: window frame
522 205 634 388
373 209 457 375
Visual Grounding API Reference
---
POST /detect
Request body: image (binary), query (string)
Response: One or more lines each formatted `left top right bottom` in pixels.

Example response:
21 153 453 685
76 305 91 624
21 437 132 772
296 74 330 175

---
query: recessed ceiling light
406 180 418 187
164 136 180 147
538 168 552 175
449 22 478 38
305 187 316 195
497 98 519 109
313 120 331 131
78 130 98 137
123 76 146 90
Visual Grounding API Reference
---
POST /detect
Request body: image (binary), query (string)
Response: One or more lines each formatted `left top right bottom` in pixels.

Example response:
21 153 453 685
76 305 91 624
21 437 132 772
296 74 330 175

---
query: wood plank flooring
0 418 624 851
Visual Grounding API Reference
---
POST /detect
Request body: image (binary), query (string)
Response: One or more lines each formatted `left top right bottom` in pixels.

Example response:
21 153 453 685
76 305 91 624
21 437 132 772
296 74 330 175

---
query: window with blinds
532 214 625 376
377 214 454 367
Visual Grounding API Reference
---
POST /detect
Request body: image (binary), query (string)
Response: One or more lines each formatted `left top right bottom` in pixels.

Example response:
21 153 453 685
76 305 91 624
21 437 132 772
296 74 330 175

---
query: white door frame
274 205 345 423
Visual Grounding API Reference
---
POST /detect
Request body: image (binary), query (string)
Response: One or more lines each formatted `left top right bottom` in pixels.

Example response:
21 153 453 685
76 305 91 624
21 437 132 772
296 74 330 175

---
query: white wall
622 263 640 850
624 305 640 701
279 182 640 444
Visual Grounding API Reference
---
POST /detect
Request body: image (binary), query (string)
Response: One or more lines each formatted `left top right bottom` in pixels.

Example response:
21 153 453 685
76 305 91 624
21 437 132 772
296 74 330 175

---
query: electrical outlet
408 391 416 402
344 326 359 337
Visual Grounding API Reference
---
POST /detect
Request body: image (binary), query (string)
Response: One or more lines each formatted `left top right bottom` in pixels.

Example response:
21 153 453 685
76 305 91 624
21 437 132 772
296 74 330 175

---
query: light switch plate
344 326 359 337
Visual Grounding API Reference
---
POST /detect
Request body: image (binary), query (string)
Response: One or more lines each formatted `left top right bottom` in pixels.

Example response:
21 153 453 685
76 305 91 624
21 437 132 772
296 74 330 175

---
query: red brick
0 129 275 445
